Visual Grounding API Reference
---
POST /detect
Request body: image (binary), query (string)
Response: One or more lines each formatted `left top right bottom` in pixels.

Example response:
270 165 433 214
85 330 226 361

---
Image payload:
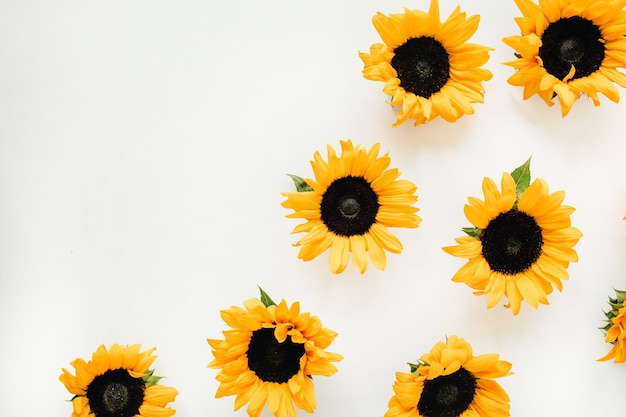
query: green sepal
407 359 428 375
287 174 313 192
143 368 163 388
510 157 532 199
462 227 482 240
258 286 277 307
600 288 626 337
612 288 626 304
514 52 523 59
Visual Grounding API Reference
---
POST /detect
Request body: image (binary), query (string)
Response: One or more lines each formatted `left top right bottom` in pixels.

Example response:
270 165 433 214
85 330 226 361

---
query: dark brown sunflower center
320 176 379 237
247 327 305 383
481 209 543 275
391 36 450 98
86 368 145 417
417 367 477 417
538 16 604 81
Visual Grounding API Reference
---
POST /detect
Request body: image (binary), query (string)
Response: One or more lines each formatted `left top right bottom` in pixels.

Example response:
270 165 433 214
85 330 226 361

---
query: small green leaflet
143 369 164 388
407 360 428 375
287 174 313 192
510 157 532 198
462 226 482 239
258 286 277 307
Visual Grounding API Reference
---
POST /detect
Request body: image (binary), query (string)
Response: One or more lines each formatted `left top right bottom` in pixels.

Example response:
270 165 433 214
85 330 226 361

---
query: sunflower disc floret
384 335 512 417
599 288 626 362
282 140 420 274
359 0 493 127
59 344 178 417
208 289 343 417
443 158 582 315
503 0 626 116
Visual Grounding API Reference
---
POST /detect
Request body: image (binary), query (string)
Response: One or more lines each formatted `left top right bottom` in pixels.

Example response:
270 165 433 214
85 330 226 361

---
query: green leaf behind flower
287 174 313 192
258 286 277 307
462 227 482 240
407 359 428 375
143 369 164 387
510 157 532 198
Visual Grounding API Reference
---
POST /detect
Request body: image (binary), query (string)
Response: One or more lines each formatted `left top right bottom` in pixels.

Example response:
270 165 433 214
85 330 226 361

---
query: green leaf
258 286 277 307
143 369 164 387
614 288 626 304
510 157 532 198
407 359 428 375
287 174 313 192
462 227 482 240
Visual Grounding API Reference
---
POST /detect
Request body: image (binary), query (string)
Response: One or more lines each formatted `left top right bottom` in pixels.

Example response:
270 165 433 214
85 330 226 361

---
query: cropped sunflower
503 0 626 116
281 140 420 274
59 343 178 417
208 288 343 417
599 288 626 362
385 335 512 417
359 0 493 127
443 158 582 315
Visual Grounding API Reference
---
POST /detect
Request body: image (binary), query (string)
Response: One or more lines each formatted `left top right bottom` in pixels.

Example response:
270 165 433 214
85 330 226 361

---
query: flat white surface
1 1 625 416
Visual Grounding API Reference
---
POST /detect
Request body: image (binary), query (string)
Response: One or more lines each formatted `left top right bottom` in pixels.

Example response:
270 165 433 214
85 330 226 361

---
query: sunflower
599 288 626 362
503 0 626 116
443 159 582 315
385 335 512 417
59 343 178 417
208 288 343 417
281 140 420 274
359 0 493 127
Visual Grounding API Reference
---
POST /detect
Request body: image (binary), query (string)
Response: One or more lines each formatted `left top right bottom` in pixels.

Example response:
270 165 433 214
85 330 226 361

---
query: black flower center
481 209 543 275
247 327 305 383
417 367 477 417
86 369 145 417
320 176 379 237
538 16 604 81
391 36 450 98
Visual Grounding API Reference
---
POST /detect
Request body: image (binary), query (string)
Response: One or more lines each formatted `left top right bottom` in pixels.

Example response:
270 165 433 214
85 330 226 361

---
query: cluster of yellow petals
443 172 582 315
503 0 626 116
208 298 342 417
599 303 626 362
359 0 492 126
59 343 178 417
385 336 512 417
282 140 420 274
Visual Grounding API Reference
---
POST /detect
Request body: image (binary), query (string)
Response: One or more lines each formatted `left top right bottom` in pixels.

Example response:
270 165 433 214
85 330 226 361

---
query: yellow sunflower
281 140 420 274
208 289 343 417
443 159 582 315
359 0 493 127
599 288 626 362
503 0 626 116
385 335 512 417
59 343 178 417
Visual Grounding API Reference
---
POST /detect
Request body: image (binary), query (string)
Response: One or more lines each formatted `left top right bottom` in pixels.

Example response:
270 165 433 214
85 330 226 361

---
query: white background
2 1 626 416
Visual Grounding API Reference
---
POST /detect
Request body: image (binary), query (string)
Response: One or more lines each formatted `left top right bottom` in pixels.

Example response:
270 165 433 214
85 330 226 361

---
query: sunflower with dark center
443 162 582 315
281 140 420 274
599 288 626 363
384 335 512 417
503 0 626 116
59 344 178 417
208 295 343 417
359 0 493 127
